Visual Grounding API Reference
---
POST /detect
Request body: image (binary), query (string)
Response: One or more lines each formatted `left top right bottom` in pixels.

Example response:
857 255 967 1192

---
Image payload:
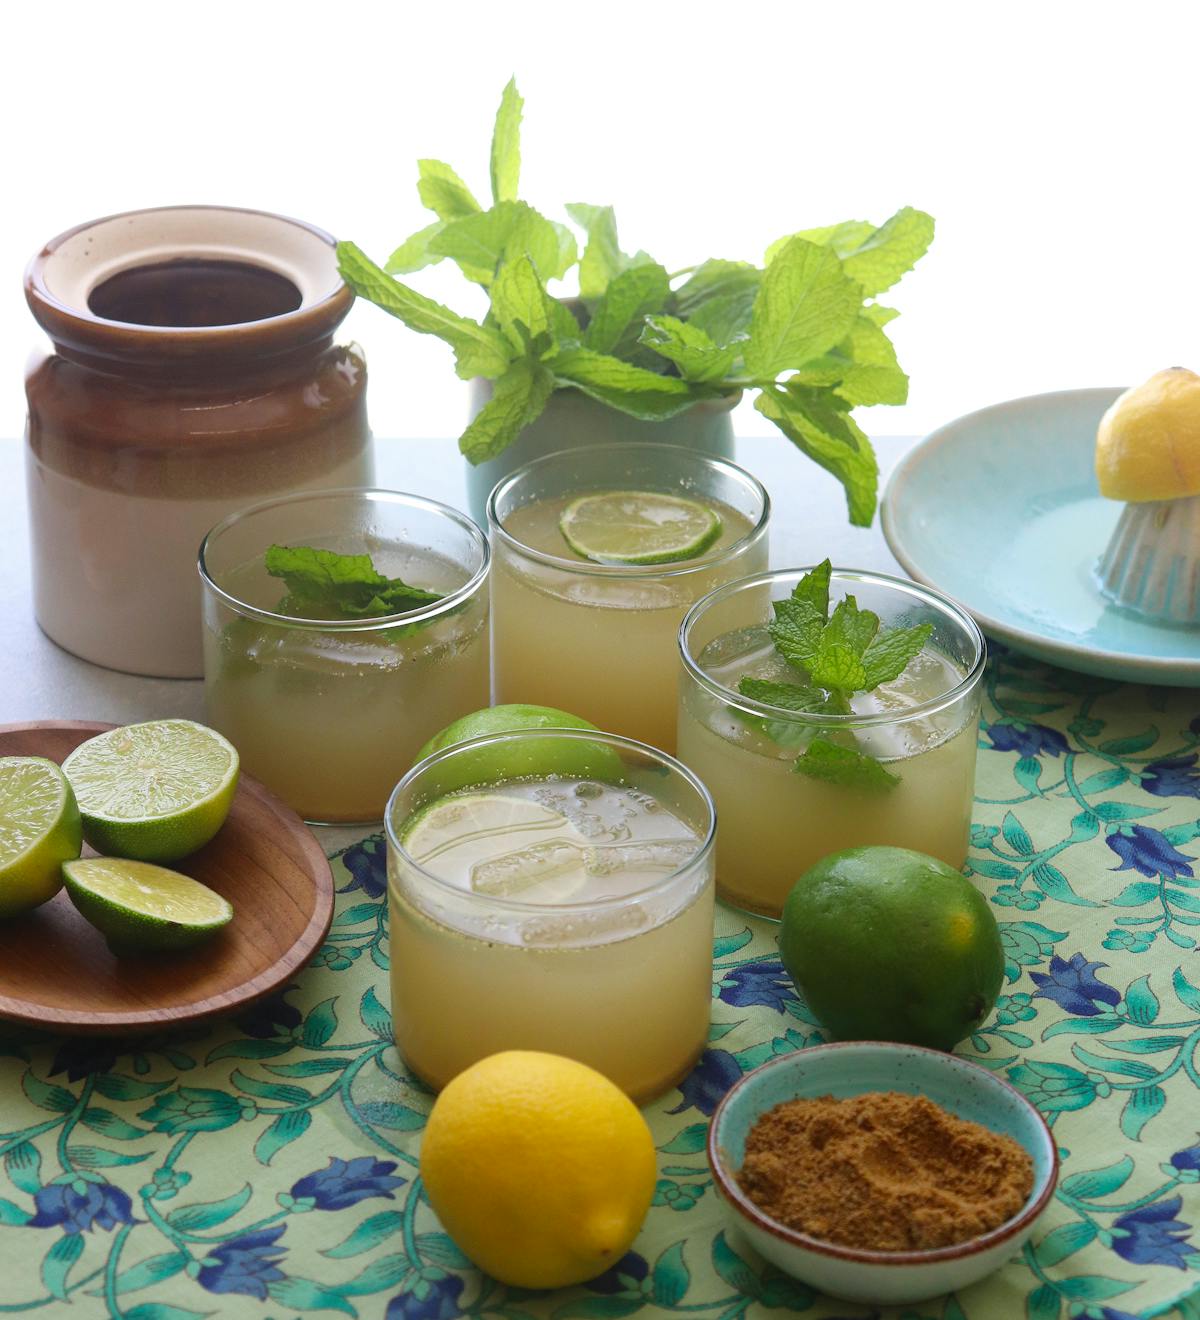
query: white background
3 0 1198 443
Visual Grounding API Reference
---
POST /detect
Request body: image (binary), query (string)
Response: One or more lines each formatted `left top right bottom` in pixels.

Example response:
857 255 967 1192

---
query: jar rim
25 205 353 363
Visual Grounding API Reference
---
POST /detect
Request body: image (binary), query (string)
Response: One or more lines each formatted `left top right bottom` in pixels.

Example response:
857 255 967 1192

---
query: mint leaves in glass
199 490 490 825
677 567 984 918
337 78 933 527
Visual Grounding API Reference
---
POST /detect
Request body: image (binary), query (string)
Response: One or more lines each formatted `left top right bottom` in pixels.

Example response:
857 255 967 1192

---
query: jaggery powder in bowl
736 1090 1035 1252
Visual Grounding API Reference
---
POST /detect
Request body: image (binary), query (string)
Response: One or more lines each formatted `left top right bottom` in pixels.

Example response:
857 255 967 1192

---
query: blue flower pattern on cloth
289 1155 405 1210
0 645 1197 1319
1029 953 1121 1016
197 1225 287 1299
27 1182 135 1234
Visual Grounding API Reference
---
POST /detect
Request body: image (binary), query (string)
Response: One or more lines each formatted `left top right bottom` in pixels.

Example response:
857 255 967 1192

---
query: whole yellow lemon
419 1051 656 1289
1096 367 1200 502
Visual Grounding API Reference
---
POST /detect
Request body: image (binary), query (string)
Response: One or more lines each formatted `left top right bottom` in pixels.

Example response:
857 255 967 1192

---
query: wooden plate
0 721 334 1034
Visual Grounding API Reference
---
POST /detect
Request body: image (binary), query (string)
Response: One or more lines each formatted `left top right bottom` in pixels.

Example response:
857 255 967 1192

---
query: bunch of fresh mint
337 79 933 527
738 561 932 790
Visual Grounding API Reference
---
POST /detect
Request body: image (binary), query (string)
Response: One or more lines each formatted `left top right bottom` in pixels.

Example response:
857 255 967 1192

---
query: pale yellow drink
200 491 490 824
387 759 716 1104
491 491 767 751
677 570 985 918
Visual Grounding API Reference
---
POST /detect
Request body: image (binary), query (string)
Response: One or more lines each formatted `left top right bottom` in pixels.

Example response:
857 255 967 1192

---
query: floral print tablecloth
1 644 1199 1320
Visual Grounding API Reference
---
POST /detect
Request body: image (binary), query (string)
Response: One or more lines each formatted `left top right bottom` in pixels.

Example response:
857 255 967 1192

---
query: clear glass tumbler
677 568 986 919
386 728 717 1103
200 488 490 825
487 443 769 753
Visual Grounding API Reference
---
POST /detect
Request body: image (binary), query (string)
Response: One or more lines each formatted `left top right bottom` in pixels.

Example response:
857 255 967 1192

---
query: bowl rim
706 1040 1060 1267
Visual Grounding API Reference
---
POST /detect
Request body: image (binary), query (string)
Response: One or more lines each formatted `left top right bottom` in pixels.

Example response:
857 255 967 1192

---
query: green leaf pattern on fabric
0 648 1198 1317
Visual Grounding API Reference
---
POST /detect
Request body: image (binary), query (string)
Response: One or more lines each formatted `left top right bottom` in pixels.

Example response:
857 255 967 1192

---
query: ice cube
584 840 698 876
470 840 583 897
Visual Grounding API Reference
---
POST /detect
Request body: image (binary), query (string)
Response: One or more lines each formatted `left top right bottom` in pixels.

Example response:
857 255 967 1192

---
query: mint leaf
792 559 832 620
551 348 707 420
584 263 670 355
808 597 878 691
743 238 862 380
861 622 934 690
336 241 512 381
566 203 622 299
793 315 909 407
265 546 442 619
755 383 878 527
430 202 576 287
639 315 737 384
841 207 935 297
764 221 876 265
385 221 446 276
491 255 558 353
793 739 900 793
565 203 656 301
738 678 825 711
688 293 755 350
417 159 480 221
768 596 825 670
673 261 760 318
490 78 522 204
459 358 554 464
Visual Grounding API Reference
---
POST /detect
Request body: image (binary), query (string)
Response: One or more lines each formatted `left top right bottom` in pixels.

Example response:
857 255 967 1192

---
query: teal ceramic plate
882 387 1200 686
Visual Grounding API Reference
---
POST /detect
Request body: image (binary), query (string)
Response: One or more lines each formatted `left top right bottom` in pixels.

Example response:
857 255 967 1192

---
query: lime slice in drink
61 721 239 863
62 858 233 954
412 704 623 791
559 491 722 565
400 790 589 903
0 757 83 917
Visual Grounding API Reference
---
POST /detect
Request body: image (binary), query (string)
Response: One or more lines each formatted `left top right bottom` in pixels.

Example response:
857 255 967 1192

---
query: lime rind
559 491 722 566
62 858 233 954
0 757 82 917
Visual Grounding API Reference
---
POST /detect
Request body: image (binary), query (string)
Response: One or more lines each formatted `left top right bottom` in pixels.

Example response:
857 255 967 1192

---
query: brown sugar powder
735 1091 1035 1251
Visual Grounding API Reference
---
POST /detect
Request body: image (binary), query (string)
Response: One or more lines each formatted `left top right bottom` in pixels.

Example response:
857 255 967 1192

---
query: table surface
2 434 1199 1320
0 433 910 728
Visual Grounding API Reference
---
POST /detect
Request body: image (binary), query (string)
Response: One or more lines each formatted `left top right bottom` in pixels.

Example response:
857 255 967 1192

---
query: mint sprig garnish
264 546 443 620
736 560 933 792
336 79 933 528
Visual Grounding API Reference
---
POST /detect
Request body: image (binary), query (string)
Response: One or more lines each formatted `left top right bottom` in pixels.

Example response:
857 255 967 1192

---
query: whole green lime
779 846 1004 1051
412 705 624 793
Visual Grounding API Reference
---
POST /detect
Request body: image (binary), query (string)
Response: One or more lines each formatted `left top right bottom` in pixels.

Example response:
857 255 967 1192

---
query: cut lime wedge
62 858 233 954
61 721 239 863
558 490 722 565
0 757 82 917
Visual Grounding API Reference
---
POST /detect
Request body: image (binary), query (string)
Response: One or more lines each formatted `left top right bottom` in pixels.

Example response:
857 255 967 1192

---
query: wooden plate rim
0 719 335 1033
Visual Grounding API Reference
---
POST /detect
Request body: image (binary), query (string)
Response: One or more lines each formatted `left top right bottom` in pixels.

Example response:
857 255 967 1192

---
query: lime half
559 491 722 565
63 858 233 954
0 757 82 917
62 721 239 862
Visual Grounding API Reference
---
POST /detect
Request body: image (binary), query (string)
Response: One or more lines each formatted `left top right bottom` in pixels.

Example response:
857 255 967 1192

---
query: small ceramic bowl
707 1042 1058 1306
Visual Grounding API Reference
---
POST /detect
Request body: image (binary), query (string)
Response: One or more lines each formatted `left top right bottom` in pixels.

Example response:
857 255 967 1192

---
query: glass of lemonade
488 443 769 752
678 568 985 919
386 728 717 1103
200 489 490 824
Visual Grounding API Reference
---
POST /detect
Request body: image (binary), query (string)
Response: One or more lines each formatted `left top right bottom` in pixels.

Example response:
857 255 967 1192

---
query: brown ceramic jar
24 205 373 678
